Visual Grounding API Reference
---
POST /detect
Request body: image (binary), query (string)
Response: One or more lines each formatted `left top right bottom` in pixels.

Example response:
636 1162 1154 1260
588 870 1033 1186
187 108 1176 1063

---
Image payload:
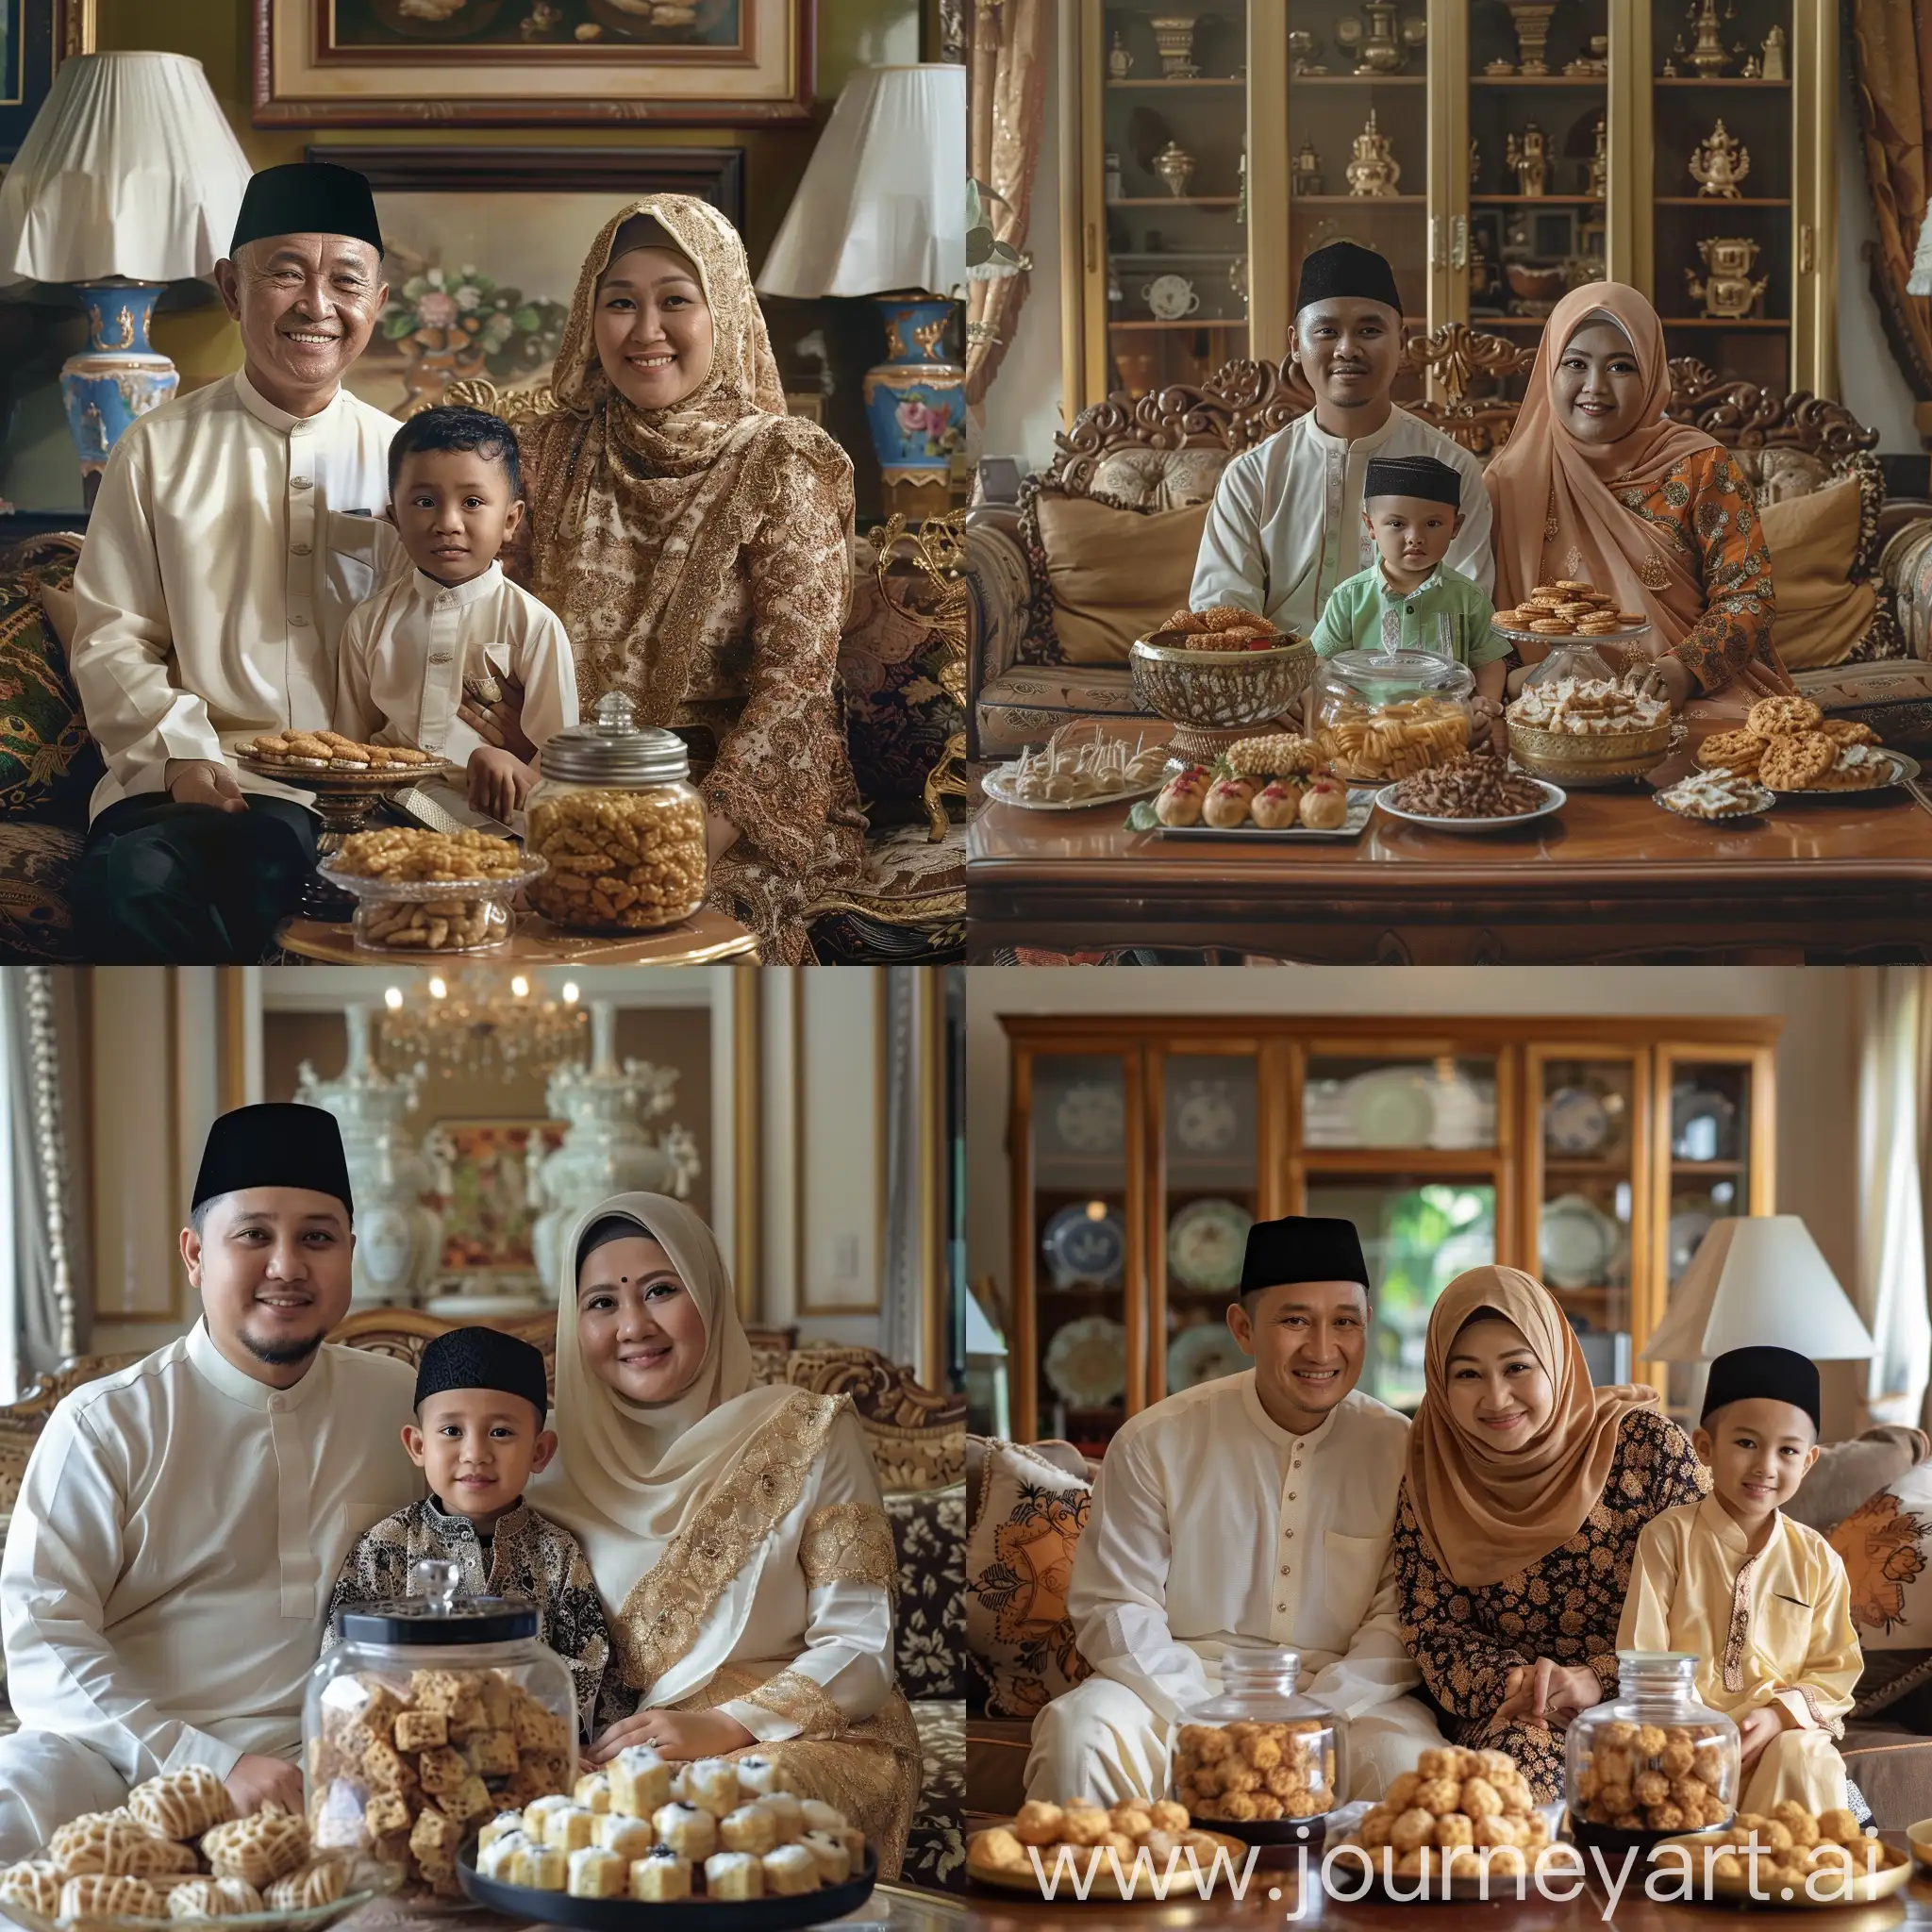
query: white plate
1054 1081 1125 1155
1171 1078 1241 1155
1154 788 1377 841
1043 1202 1127 1287
1541 1192 1622 1290
1168 1197 1254 1293
1044 1313 1129 1407
1343 1067 1437 1148
981 766 1165 812
1653 778 1774 821
1167 1322 1249 1393
1668 1207 1718 1278
1544 1085 1611 1158
1374 778 1567 833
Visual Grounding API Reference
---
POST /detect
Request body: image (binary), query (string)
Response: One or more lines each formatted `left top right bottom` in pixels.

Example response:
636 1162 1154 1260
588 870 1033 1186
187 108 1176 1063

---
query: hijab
525 195 853 722
1484 282 1724 654
1402 1265 1659 1590
533 1191 798 1611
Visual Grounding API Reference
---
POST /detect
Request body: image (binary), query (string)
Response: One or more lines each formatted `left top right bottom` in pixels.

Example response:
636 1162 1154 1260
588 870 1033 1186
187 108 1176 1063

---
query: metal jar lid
537 690 691 786
337 1559 539 1646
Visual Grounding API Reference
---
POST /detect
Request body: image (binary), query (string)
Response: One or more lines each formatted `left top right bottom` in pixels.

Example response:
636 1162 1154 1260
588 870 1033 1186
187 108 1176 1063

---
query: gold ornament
1292 137 1325 199
1333 2 1425 76
1506 124 1551 198
1683 0 1731 77
1345 110 1401 197
1687 236 1768 319
1689 120 1750 197
1585 113 1607 201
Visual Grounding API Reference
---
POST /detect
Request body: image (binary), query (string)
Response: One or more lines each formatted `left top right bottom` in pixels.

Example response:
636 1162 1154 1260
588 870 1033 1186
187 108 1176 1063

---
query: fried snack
1316 694 1470 782
201 1811 310 1889
525 787 707 933
1656 772 1768 820
59 1874 163 1921
1507 678 1669 735
1204 605 1259 632
1174 1722 1334 1823
1225 733 1321 780
1745 695 1825 739
0 1863 62 1915
129 1768 234 1842
1387 753 1544 821
51 1816 180 1880
1808 741 1894 791
167 1877 264 1919
264 1857 348 1913
1693 729 1765 774
1574 1724 1733 1832
1758 731 1838 791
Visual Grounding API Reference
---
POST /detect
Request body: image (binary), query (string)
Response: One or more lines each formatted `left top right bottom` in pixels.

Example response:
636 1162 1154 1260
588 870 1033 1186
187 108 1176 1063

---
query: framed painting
255 0 814 126
315 144 744 413
425 1117 566 1288
2 0 92 161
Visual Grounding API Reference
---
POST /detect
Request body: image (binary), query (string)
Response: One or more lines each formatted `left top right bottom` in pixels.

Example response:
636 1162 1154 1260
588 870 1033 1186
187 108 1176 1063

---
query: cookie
1758 731 1837 791
1822 719 1879 747
1527 618 1574 635
1693 729 1765 774
1202 605 1258 632
1745 695 1824 739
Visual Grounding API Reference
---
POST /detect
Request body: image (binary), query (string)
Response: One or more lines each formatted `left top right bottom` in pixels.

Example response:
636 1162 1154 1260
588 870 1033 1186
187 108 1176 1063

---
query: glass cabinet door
1023 1052 1142 1453
1152 1050 1261 1404
1093 0 1253 401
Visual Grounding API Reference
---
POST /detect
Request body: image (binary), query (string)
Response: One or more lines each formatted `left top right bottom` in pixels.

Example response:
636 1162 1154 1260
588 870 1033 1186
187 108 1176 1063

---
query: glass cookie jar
524 691 708 934
305 1560 578 1882
1566 1653 1739 1850
1310 650 1474 784
1171 1648 1344 1841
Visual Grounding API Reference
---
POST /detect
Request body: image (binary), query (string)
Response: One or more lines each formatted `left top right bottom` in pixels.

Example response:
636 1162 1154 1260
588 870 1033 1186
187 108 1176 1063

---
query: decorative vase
862 296 967 522
1153 141 1197 199
527 1000 700 1303
293 1004 442 1309
59 284 176 505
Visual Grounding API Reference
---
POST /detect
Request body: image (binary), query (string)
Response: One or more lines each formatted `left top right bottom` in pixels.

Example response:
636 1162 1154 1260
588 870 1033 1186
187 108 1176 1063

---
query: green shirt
1308 560 1510 667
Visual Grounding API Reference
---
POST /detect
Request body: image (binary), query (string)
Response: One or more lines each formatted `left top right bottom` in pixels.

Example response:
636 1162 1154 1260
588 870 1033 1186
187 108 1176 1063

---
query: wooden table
966 787 1932 963
965 1819 1929 1928
276 908 759 966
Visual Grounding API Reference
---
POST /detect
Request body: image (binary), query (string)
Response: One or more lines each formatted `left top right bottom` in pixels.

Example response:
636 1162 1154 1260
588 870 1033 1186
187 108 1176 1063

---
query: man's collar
1240 1369 1346 1451
1303 406 1402 455
235 366 343 434
186 1317 325 1411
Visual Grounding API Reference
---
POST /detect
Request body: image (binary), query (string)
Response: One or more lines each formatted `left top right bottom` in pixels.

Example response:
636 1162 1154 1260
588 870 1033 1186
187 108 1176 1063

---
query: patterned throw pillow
886 1482 964 1700
965 1439 1094 1720
838 564 963 807
1826 1458 1932 1716
0 557 97 819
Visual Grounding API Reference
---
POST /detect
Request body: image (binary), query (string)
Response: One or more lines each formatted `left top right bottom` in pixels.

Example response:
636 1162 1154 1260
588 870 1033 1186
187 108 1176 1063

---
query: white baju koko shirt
70 370 397 819
0 1323 420 1795
333 557 578 766
1190 407 1495 636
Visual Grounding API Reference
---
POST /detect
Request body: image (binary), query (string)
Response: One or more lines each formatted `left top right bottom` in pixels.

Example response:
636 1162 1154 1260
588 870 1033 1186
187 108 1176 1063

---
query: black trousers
71 794 317 963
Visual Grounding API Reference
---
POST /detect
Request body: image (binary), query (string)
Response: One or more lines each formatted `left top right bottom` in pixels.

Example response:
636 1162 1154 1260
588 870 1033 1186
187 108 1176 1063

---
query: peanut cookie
1693 730 1765 774
1757 730 1836 791
1821 719 1879 747
1745 695 1824 740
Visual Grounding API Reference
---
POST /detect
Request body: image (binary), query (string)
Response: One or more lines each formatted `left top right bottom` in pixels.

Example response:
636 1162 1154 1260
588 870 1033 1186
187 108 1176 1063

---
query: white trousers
1740 1729 1847 1815
0 1730 131 1860
1025 1673 1445 1807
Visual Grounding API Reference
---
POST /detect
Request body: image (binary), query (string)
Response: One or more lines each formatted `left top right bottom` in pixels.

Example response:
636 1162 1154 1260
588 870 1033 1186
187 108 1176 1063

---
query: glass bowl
315 854 547 954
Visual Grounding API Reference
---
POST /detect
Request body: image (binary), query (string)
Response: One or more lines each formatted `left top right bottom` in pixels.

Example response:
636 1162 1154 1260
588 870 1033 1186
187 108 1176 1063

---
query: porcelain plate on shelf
1166 1322 1248 1392
1544 1084 1612 1158
1167 1197 1253 1293
1540 1193 1622 1291
1043 1313 1130 1407
1042 1202 1127 1288
1342 1066 1437 1148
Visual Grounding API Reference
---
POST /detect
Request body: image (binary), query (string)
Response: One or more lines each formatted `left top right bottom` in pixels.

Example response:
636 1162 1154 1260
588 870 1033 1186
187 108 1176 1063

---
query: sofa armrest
965 506 1034 762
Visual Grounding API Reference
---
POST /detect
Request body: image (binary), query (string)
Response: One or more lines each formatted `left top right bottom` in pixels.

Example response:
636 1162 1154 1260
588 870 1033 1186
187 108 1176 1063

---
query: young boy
1307 453 1510 745
325 1327 609 1740
334 406 578 821
1616 1345 1862 1814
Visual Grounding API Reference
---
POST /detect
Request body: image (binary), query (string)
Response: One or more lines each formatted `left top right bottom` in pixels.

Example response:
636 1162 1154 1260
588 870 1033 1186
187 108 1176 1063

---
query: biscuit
1759 731 1837 791
1203 605 1258 632
1745 695 1824 739
1527 618 1574 635
1822 719 1879 747
1694 730 1765 774
202 1811 310 1888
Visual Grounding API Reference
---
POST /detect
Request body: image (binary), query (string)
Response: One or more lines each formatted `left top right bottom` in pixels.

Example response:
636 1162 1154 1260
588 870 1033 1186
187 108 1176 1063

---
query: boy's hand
467 746 533 821
458 673 535 762
585 1708 758 1765
225 1753 305 1816
1471 693 1507 756
1737 1703 1786 1773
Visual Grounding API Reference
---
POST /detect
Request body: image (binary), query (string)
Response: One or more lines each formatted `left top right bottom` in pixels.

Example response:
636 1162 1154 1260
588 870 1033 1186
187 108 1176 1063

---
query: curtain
1855 968 1932 1429
878 970 926 1374
1851 0 1932 399
965 0 1048 406
2 967 89 1381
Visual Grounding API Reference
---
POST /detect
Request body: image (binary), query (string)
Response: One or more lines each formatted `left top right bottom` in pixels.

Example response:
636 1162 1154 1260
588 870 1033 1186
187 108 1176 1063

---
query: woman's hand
706 810 741 865
1737 658 1799 699
586 1707 758 1766
1642 656 1696 712
458 673 536 763
225 1753 305 1816
1488 1658 1601 1735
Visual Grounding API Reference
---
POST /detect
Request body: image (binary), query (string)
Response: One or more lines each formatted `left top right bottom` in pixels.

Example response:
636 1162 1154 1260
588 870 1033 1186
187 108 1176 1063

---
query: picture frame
2 0 92 162
424 1117 567 1290
255 0 815 128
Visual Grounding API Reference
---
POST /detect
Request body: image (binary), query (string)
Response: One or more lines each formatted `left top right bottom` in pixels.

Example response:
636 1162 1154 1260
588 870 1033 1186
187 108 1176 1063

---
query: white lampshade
758 64 967 298
1641 1215 1876 1362
0 52 253 285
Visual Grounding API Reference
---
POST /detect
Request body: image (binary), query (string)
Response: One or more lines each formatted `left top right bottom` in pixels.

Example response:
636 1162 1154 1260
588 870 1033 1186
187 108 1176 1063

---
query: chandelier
377 967 588 1081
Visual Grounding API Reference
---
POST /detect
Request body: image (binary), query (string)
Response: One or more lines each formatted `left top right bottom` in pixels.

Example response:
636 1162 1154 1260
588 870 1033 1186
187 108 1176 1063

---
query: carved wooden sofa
966 324 1932 759
0 1317 965 1893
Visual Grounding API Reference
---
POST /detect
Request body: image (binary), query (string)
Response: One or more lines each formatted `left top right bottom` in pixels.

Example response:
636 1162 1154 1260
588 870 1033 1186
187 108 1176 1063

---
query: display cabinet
1003 1016 1778 1451
1060 0 1837 412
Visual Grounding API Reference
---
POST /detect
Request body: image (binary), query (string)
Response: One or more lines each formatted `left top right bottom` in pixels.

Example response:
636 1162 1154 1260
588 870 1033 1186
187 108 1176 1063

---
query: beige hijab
533 1191 798 1610
1484 283 1724 655
525 195 853 722
1403 1265 1659 1590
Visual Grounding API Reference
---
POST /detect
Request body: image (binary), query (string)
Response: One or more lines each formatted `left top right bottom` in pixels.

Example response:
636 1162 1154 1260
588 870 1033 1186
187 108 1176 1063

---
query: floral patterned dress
1392 1407 1710 1799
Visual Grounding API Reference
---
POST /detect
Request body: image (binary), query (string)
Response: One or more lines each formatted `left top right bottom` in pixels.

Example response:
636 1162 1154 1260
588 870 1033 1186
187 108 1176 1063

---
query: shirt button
437 592 453 607
1277 1602 1288 1612
291 541 311 557
1285 1529 1293 1539
290 614 309 627
267 1395 284 1412
1280 1565 1291 1576
291 477 311 491
1289 1493 1297 1501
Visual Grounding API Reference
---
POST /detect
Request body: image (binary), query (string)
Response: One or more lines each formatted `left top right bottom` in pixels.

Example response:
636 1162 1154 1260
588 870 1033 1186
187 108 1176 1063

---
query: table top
276 908 760 966
336 1879 964 1932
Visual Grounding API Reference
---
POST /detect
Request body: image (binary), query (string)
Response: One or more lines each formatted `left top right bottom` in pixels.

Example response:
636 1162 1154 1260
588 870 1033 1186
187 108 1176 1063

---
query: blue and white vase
60 284 177 491
862 296 966 511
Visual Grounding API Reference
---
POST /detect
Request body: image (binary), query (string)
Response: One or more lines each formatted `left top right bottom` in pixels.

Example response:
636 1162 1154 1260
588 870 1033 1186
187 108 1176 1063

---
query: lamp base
60 283 177 485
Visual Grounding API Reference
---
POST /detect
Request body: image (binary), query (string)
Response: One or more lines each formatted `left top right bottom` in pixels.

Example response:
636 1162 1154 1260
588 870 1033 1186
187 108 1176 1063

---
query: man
0 1103 421 1855
1190 242 1493 634
1026 1215 1441 1807
68 161 397 962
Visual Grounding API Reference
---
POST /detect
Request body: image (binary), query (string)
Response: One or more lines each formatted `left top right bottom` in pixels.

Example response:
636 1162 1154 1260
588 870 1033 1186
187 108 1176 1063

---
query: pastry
508 1843 567 1890
1174 1724 1336 1824
130 1768 233 1841
567 1846 625 1898
1013 1801 1064 1847
1745 695 1824 739
478 1833 532 1880
799 1830 853 1884
201 1811 310 1889
0 1863 61 1915
594 1815 657 1862
393 1710 447 1752
1822 719 1879 747
684 1759 741 1820
704 1852 764 1900
609 1745 672 1817
1249 779 1307 829
1507 677 1668 735
652 1803 718 1861
1204 605 1259 632
1202 776 1257 828
1811 741 1893 791
799 1800 850 1836
1693 729 1764 774
59 1874 162 1921
1758 730 1837 791
572 1772 612 1814
1299 776 1350 830
1387 755 1544 821
1574 1724 1732 1830
719 1805 780 1857
629 1849 692 1901
166 1877 263 1919
265 1857 347 1912
1155 770 1208 826
478 1812 525 1856
1225 733 1320 780
1656 772 1768 820
753 1792 805 1841
51 1815 169 1878
543 1805 597 1852
467 1729 518 1777
762 1844 820 1896
522 1795 573 1840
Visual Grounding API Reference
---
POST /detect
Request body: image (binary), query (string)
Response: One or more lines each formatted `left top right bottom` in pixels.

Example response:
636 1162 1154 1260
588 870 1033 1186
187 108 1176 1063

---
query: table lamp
0 52 253 502
1641 1214 1876 1362
758 63 968 518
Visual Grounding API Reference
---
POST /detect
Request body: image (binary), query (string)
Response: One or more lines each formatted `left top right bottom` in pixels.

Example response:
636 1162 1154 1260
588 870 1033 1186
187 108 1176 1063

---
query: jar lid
538 691 691 786
1326 649 1474 701
339 1557 539 1646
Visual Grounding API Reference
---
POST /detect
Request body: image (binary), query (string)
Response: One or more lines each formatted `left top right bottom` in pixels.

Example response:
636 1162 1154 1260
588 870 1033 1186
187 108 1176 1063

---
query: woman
503 197 865 962
1486 283 1791 709
531 1192 919 1874
1391 1266 1708 1800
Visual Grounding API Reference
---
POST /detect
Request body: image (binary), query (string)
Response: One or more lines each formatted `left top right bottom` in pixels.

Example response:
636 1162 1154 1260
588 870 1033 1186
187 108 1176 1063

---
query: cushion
886 1481 965 1701
0 821 86 962
975 665 1150 759
1033 492 1213 666
965 1438 1094 1721
838 563 964 806
1086 446 1232 511
965 1434 1092 1524
1840 1722 1932 1826
1827 1457 1932 1719
1789 1426 1930 1532
1760 475 1878 671
904 1698 963 1892
0 559 98 820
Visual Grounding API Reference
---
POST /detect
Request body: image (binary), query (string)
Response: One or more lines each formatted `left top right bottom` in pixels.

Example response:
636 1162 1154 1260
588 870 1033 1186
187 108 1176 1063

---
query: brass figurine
1502 1 1557 76
1761 25 1787 81
1334 2 1425 75
1292 137 1326 199
1687 235 1768 319
1345 109 1402 197
1148 14 1199 79
1153 140 1197 199
1288 30 1328 75
1683 0 1730 77
1585 113 1607 202
1108 29 1133 78
1506 123 1551 199
1689 120 1750 197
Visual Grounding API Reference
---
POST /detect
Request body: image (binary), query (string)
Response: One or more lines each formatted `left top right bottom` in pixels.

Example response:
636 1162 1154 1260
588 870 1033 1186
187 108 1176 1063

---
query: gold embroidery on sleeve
800 1503 899 1600
742 1669 849 1740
